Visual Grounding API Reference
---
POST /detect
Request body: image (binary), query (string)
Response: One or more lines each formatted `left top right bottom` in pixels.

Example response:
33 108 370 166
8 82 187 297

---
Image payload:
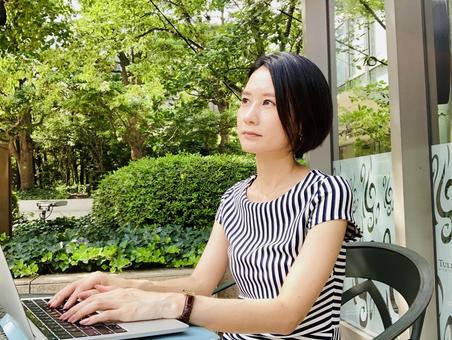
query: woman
49 52 361 339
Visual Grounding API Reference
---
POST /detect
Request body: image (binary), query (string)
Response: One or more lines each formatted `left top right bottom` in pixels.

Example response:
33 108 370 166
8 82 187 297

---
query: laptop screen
0 246 36 339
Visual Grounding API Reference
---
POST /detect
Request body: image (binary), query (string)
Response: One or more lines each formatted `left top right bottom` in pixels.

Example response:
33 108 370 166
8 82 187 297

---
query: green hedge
93 154 255 232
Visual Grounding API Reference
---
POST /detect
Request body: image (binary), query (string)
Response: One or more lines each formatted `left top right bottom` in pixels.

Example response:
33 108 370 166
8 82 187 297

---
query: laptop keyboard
22 299 127 339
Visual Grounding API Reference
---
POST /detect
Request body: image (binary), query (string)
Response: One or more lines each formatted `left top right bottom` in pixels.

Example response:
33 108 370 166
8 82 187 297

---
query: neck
254 151 301 190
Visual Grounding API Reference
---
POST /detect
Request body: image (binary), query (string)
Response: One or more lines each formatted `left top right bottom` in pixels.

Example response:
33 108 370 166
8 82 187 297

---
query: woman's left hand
59 285 183 325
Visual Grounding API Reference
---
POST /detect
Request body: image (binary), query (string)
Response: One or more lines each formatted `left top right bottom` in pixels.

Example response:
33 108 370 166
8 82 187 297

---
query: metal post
385 0 439 338
303 0 337 174
0 143 12 236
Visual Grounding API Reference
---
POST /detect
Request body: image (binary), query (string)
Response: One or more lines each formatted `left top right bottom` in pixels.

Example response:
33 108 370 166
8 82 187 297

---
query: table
147 326 219 339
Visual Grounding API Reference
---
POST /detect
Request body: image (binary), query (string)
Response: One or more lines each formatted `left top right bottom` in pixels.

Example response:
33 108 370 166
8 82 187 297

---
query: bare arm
63 219 347 335
132 221 229 296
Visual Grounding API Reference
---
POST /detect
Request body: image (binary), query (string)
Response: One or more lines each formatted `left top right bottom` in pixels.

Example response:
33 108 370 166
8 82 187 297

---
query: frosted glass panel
432 143 452 340
334 153 398 336
333 152 395 242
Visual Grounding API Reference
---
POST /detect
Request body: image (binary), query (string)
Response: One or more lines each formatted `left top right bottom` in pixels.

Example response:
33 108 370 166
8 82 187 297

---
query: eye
241 97 249 104
263 99 275 106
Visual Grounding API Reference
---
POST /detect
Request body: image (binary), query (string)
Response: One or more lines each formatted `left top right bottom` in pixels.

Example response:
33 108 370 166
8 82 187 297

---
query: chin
240 145 269 156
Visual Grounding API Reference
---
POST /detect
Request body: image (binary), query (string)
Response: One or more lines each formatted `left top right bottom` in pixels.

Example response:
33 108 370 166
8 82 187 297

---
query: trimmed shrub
93 154 255 232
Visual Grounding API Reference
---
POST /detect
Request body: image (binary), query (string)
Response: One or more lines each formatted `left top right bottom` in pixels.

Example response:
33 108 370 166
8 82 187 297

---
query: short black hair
248 52 333 159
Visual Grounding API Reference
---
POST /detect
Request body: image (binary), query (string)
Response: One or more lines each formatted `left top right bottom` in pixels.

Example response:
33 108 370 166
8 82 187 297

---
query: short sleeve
307 175 361 241
215 196 225 225
215 186 234 226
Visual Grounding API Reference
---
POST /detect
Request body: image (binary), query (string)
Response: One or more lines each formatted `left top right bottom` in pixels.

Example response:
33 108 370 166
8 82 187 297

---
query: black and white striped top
215 169 361 340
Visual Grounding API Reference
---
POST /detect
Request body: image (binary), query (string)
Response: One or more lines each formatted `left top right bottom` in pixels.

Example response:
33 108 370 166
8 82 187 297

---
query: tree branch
358 0 385 30
148 0 203 52
262 0 302 23
135 27 172 39
145 0 240 100
336 38 387 66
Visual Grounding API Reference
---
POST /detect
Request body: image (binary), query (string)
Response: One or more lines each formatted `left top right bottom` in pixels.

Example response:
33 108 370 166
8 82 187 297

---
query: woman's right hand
47 271 125 310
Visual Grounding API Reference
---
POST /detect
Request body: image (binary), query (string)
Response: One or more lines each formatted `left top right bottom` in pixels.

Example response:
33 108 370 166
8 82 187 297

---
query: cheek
236 110 243 127
272 121 290 146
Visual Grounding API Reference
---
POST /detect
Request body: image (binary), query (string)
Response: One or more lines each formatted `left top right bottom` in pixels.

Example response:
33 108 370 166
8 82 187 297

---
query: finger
49 285 76 308
79 310 117 325
67 300 100 323
60 302 80 321
78 289 100 300
63 291 81 310
67 296 115 324
94 284 115 292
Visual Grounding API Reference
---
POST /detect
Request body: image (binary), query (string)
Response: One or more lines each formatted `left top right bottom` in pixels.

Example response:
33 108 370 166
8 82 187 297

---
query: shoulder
220 176 255 201
309 170 352 197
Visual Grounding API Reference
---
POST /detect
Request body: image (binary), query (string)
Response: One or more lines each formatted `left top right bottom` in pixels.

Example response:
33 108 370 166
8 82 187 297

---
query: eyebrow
241 90 275 98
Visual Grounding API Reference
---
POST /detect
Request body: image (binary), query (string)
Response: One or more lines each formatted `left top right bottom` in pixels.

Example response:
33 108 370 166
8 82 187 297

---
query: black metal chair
213 242 434 340
342 242 434 340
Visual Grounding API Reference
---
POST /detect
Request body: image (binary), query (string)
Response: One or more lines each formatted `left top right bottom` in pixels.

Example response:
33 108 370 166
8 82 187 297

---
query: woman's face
237 66 290 156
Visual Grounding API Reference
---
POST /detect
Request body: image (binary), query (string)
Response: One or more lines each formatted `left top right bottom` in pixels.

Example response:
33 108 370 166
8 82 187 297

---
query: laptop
0 246 188 339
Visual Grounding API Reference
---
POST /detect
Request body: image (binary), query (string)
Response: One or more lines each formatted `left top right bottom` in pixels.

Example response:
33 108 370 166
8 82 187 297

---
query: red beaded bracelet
177 291 195 324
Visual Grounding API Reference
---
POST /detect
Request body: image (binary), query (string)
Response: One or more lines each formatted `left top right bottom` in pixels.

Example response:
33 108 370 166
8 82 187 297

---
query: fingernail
79 319 87 325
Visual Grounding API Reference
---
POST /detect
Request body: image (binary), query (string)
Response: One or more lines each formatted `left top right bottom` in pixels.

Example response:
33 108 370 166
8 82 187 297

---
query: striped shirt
215 170 361 340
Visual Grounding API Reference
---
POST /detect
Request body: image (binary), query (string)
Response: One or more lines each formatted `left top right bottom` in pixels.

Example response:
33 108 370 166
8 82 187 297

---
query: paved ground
18 199 93 220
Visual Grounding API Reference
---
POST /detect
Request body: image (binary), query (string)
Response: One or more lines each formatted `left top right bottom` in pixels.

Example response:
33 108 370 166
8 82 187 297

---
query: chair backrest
342 242 434 340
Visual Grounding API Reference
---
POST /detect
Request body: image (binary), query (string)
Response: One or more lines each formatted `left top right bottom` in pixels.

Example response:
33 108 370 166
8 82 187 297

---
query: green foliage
2 0 302 193
336 0 384 21
0 233 8 246
93 153 255 231
339 81 390 156
2 216 209 278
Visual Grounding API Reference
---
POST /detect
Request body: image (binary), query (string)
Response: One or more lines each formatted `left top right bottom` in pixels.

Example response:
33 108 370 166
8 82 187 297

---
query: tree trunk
124 115 145 160
80 155 85 185
217 102 230 153
130 143 145 160
118 51 130 85
7 109 35 190
17 131 34 190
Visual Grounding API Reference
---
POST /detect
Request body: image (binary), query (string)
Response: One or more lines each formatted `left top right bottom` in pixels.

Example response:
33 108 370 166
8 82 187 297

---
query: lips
242 131 262 137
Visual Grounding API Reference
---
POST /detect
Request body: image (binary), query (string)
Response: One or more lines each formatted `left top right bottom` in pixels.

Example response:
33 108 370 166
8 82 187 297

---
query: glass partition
333 1 396 336
432 2 451 339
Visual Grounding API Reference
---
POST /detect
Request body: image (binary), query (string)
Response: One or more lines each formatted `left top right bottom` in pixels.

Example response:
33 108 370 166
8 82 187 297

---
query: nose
242 102 259 125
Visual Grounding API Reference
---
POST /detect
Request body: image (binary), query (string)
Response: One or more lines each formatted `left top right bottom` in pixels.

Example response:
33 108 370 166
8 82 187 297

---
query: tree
1 0 306 192
339 81 390 156
0 0 72 190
